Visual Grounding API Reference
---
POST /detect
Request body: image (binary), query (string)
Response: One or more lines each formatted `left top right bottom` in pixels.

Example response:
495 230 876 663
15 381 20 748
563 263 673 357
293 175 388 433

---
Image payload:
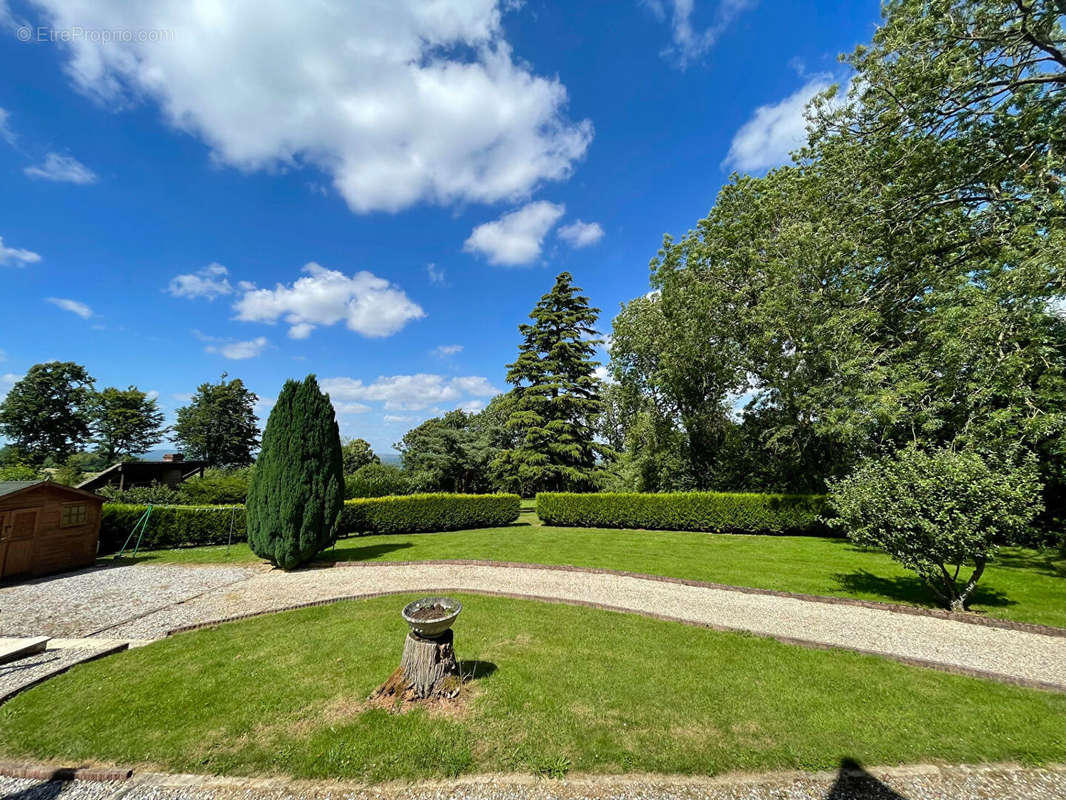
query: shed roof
0 481 39 498
0 480 104 502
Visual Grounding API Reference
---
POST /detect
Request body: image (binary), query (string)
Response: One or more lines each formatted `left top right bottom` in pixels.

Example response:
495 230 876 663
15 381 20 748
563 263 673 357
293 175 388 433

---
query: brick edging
316 558 1066 638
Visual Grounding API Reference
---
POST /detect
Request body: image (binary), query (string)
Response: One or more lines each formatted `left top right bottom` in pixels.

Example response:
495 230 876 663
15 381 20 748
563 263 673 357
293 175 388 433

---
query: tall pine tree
246 375 344 569
494 272 605 495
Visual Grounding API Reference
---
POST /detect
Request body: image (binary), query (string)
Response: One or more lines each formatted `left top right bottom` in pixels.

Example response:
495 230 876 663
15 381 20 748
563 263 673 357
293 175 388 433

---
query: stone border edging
164 586 1066 694
1 758 1064 796
318 558 1066 638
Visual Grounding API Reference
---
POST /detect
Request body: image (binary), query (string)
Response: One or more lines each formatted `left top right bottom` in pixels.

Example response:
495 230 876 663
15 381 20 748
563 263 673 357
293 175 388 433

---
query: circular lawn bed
1 594 1064 781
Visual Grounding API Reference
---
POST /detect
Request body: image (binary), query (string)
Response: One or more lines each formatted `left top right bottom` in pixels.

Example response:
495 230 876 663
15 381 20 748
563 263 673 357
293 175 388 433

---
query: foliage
96 482 184 504
0 362 95 465
494 272 606 495
340 493 520 535
90 386 167 463
341 438 379 475
172 374 260 468
247 375 344 569
100 503 244 552
0 463 42 481
828 447 1042 611
398 409 495 492
537 491 827 534
344 462 412 498
49 451 108 487
178 468 253 505
608 0 1066 506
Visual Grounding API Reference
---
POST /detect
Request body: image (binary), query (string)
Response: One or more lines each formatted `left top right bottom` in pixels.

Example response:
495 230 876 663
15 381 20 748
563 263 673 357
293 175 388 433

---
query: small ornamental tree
247 375 344 569
828 447 1042 611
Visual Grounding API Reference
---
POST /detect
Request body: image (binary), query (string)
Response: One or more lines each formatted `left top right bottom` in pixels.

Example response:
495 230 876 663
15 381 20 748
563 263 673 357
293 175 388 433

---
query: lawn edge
315 558 1066 638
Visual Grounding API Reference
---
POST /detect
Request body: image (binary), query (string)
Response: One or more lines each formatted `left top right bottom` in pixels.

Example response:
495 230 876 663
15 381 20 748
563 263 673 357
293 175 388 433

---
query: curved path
90 561 1066 691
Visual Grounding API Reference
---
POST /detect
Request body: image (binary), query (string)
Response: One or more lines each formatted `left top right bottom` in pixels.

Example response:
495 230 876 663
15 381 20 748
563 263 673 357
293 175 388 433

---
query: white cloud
334 401 372 415
384 414 418 424
433 344 463 357
46 297 93 318
24 152 98 184
0 108 14 145
204 336 269 360
28 0 591 213
321 374 497 411
427 263 447 286
645 0 757 68
0 236 42 267
457 399 486 412
464 201 565 266
168 262 233 300
233 262 424 339
723 75 837 172
558 219 604 248
0 373 21 404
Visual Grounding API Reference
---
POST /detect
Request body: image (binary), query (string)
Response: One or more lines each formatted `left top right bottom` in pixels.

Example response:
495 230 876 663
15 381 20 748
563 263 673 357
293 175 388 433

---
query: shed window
61 503 88 527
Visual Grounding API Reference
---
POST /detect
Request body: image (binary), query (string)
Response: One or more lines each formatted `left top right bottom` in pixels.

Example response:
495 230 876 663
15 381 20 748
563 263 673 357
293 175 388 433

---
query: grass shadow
459 659 497 681
993 548 1066 578
323 542 415 562
835 569 1014 611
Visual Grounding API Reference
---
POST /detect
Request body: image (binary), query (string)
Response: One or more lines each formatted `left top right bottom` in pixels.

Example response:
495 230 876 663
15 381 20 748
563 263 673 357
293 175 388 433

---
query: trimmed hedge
340 493 521 535
100 493 521 553
100 504 245 553
536 491 829 534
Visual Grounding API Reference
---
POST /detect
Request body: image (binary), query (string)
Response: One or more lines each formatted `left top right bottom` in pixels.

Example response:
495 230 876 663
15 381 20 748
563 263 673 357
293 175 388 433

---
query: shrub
97 482 183 505
247 376 344 569
340 493 520 535
344 462 411 498
100 503 245 553
536 491 827 534
828 447 1042 611
179 467 253 505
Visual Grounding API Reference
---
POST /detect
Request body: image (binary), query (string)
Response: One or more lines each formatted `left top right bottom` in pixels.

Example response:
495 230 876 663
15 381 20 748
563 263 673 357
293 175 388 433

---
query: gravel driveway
0 564 256 638
2 561 1063 690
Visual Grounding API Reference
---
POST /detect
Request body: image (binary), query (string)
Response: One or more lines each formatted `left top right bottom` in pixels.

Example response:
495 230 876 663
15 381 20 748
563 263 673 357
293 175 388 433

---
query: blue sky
0 0 880 454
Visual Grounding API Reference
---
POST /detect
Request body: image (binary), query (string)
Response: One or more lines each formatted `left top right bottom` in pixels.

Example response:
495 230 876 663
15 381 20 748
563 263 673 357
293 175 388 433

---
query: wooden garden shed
0 481 104 580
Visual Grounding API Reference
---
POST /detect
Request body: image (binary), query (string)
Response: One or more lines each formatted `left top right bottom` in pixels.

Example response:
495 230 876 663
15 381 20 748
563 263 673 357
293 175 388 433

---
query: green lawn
2 594 1063 781
116 507 1066 628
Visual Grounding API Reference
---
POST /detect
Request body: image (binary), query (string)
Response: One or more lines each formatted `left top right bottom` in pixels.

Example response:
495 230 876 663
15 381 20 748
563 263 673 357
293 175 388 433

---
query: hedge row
100 493 521 552
340 493 520 535
99 504 245 553
536 491 829 534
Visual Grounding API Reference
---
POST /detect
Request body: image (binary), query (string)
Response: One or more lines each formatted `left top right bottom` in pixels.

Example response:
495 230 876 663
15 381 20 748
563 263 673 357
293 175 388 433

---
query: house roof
76 460 206 491
0 480 104 502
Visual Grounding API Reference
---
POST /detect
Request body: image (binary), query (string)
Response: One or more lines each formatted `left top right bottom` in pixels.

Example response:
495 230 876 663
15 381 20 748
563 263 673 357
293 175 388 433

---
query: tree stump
373 629 461 701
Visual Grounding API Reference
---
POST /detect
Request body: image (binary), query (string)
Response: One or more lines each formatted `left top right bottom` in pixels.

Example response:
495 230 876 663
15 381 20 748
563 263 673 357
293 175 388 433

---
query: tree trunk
373 630 460 701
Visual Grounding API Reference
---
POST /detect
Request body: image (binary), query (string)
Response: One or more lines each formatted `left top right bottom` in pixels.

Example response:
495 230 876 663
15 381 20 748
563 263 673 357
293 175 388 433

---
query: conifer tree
247 375 344 569
493 272 604 495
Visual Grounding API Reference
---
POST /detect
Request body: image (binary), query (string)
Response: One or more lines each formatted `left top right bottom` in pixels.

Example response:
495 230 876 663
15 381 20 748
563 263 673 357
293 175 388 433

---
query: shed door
0 507 38 578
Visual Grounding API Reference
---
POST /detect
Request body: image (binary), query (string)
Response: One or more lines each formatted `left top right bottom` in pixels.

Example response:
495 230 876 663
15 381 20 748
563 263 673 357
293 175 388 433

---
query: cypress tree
247 375 344 569
493 272 605 495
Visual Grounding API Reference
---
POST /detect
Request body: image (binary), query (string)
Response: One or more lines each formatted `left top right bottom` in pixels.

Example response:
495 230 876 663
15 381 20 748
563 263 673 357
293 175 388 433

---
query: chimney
163 453 185 462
